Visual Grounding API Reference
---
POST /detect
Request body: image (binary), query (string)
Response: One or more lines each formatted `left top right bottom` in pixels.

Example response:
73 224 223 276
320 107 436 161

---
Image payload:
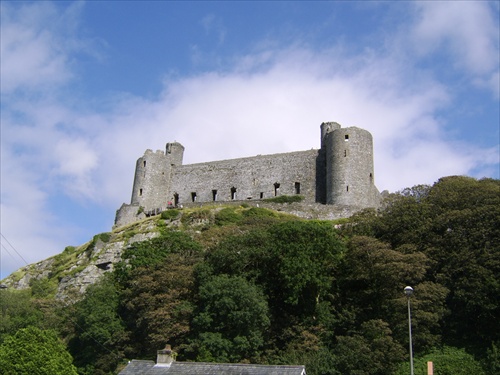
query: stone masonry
115 122 381 227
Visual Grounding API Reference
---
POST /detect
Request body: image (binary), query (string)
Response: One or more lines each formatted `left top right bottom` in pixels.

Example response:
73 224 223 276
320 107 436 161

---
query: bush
395 346 485 375
242 207 277 218
98 232 111 243
0 327 78 374
161 209 180 220
215 208 242 226
63 246 76 254
92 232 111 244
263 195 304 203
181 209 213 225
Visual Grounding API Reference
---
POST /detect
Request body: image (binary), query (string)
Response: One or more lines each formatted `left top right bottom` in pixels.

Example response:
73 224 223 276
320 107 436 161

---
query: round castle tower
321 122 379 207
130 142 184 210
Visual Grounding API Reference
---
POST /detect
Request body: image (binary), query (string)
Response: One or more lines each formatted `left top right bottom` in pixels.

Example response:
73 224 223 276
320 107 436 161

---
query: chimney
156 344 175 367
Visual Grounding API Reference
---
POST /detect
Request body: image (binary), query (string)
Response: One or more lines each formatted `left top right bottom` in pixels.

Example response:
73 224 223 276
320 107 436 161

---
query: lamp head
404 286 414 296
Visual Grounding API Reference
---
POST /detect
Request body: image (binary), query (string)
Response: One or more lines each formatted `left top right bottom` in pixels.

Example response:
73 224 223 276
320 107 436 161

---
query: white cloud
411 1 499 94
0 1 85 94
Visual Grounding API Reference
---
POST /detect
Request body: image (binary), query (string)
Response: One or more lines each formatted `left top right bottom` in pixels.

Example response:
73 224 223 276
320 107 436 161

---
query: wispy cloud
411 1 499 95
0 1 86 94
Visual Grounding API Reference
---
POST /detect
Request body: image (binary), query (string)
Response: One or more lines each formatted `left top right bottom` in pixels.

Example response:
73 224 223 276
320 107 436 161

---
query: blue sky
1 1 499 279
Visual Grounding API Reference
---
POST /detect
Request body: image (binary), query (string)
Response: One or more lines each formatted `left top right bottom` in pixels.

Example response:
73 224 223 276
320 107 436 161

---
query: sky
1 1 499 279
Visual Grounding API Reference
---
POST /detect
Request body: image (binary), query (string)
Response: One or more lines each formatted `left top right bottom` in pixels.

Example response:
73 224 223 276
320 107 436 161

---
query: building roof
119 360 306 375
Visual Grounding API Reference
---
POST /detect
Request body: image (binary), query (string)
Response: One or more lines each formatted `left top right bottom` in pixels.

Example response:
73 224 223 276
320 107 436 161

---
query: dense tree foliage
121 253 199 358
0 289 43 344
0 326 77 375
1 176 497 374
346 176 500 354
68 275 127 374
190 274 270 362
395 346 486 375
333 319 405 375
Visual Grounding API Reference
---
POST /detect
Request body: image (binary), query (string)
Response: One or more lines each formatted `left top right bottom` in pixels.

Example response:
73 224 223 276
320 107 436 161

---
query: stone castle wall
170 150 319 205
114 122 381 228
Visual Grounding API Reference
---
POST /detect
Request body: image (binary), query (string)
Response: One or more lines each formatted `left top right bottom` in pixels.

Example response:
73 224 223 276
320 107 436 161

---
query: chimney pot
156 344 175 366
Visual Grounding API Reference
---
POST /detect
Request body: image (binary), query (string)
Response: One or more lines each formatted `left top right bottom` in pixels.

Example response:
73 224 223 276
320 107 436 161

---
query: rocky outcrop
1 202 370 301
2 218 162 301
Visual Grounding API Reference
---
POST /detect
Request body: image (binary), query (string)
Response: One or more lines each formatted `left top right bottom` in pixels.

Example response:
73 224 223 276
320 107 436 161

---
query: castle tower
320 121 341 149
323 125 379 207
130 149 171 210
166 142 184 167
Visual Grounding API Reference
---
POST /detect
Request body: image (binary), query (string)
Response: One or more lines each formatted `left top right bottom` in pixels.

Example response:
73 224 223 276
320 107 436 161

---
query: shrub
161 209 180 220
181 209 213 225
63 246 76 254
98 232 111 243
215 208 242 226
242 207 276 218
263 195 304 203
394 346 486 375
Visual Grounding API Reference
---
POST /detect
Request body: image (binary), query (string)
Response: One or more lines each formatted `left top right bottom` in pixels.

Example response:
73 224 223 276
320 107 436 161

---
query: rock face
2 218 162 301
1 202 373 301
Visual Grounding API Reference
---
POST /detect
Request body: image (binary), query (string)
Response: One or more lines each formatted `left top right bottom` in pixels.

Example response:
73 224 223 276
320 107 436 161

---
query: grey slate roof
119 360 306 375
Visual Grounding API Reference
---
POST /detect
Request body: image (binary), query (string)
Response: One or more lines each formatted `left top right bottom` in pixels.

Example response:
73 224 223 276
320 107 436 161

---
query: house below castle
119 345 306 375
115 122 381 227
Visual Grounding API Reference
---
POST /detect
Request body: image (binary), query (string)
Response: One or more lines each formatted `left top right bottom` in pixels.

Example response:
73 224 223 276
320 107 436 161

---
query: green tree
342 177 499 352
121 253 199 358
412 177 500 349
191 274 270 363
114 229 202 283
0 289 43 344
204 220 344 317
333 319 405 375
395 346 486 375
0 326 77 375
337 236 448 351
200 220 345 355
69 275 126 374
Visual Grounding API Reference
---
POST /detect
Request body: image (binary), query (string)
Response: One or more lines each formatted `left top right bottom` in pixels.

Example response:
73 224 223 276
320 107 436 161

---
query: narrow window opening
346 186 349 192
344 150 347 157
345 134 349 141
294 182 301 194
143 160 146 167
139 188 143 196
191 192 197 202
260 192 264 199
274 182 280 196
174 193 179 207
231 187 237 200
212 189 218 201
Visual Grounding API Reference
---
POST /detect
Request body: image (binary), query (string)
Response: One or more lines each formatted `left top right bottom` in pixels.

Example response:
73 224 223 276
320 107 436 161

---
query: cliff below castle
1 200 367 300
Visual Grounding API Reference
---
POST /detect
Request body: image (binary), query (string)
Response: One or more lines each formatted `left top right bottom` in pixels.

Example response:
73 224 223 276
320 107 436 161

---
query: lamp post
404 286 414 375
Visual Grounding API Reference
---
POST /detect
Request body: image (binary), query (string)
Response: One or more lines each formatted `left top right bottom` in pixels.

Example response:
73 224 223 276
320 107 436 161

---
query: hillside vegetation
0 176 498 375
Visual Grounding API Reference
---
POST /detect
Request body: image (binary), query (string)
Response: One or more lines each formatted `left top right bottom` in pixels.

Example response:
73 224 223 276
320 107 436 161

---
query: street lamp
404 286 414 375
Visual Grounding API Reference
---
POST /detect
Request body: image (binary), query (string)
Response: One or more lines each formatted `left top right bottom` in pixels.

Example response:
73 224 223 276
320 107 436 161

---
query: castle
114 122 381 227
